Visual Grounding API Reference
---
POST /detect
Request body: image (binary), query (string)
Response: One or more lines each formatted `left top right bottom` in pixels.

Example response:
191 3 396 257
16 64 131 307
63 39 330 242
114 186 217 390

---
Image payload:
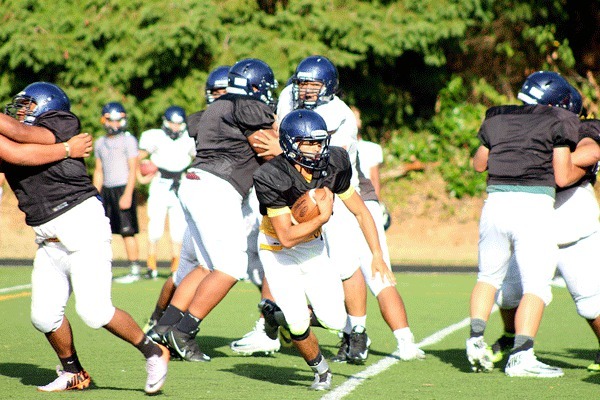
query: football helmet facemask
227 58 278 109
5 82 70 125
206 65 230 105
162 105 187 140
279 109 331 172
101 102 127 135
517 71 573 112
292 55 339 110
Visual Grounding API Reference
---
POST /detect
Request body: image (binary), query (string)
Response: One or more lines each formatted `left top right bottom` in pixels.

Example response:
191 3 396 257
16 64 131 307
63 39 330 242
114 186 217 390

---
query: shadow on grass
222 363 312 387
0 363 143 392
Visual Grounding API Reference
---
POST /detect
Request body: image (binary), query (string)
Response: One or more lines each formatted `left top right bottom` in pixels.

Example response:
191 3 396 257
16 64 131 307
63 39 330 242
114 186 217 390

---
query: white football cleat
37 366 91 392
145 344 170 394
396 337 426 361
230 318 281 356
466 336 494 372
505 349 564 378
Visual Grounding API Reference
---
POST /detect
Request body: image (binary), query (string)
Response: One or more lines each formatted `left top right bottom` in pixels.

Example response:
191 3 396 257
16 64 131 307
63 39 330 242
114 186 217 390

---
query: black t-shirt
188 94 275 196
478 104 579 187
253 146 352 215
1 110 98 226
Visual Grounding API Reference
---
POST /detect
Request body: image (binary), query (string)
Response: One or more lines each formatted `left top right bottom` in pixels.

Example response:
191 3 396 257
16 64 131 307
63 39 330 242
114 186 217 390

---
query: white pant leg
147 180 170 243
244 188 263 286
558 232 600 319
167 191 187 244
259 233 346 335
31 198 116 331
178 171 247 279
360 200 393 296
322 197 362 280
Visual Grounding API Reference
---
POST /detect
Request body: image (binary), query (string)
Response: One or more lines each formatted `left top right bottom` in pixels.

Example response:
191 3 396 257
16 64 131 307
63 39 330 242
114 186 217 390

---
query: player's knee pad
289 327 311 341
76 303 115 329
288 317 311 337
31 312 63 334
366 273 393 297
575 294 600 320
495 283 522 309
522 284 553 306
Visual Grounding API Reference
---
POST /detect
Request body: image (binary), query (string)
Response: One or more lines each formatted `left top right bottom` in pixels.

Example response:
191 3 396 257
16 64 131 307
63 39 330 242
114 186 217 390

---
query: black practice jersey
188 94 275 196
558 118 600 190
253 146 352 216
478 104 579 187
1 110 98 226
186 110 204 142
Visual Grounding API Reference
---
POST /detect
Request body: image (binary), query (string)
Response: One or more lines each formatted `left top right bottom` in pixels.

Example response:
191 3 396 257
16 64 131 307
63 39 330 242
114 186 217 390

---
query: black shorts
100 186 139 236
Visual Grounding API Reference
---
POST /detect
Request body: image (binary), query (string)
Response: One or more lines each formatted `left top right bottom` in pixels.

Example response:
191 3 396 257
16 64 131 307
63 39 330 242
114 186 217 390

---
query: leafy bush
386 76 512 198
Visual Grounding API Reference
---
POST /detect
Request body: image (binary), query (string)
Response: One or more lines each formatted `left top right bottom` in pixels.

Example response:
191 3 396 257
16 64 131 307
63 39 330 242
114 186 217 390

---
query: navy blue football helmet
205 65 230 105
279 109 330 172
568 86 582 116
517 71 573 111
227 58 278 108
101 101 127 134
292 55 339 109
5 82 70 125
162 105 187 140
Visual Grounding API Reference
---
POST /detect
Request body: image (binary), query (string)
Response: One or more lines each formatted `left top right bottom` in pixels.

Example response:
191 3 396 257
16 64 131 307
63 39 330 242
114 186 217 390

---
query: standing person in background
93 102 142 283
0 82 169 394
138 106 195 279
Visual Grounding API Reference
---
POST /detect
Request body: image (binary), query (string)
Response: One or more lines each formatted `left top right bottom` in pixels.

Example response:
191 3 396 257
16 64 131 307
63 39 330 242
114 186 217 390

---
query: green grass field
1 266 599 399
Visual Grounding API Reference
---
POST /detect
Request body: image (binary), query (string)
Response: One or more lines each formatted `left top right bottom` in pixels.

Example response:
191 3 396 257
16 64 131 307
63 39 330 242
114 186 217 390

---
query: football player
142 66 232 334
467 71 582 377
1 82 169 393
93 101 142 283
149 58 278 362
137 106 195 279
253 109 387 390
488 99 600 373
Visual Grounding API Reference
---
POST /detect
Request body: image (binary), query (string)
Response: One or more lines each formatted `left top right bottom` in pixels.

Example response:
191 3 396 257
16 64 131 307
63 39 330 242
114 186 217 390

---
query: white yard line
321 307 498 400
0 284 32 294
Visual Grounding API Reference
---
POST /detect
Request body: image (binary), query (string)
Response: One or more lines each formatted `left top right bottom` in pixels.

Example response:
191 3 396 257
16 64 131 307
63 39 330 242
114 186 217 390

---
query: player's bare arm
92 157 104 192
472 145 489 172
571 137 600 168
119 156 138 210
0 113 56 144
343 191 395 284
553 146 584 187
269 187 334 248
0 133 92 166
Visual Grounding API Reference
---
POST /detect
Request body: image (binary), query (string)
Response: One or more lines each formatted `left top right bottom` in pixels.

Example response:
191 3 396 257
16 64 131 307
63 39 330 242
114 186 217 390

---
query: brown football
291 188 327 224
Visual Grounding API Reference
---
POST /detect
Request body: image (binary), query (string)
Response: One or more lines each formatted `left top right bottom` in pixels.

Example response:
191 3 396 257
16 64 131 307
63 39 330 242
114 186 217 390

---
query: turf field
1 266 599 399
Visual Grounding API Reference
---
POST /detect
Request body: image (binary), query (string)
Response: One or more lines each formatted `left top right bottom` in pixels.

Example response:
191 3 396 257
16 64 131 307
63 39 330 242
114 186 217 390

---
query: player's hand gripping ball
140 159 158 176
291 188 327 224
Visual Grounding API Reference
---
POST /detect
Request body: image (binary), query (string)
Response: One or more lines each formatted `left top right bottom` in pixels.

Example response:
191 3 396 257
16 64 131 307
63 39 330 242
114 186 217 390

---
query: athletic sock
470 318 486 338
135 335 162 359
150 305 165 322
60 352 84 374
158 305 184 326
176 312 201 335
511 335 534 354
307 351 329 375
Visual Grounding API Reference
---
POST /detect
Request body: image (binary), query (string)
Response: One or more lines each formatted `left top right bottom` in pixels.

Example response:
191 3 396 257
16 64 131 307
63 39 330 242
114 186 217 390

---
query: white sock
393 327 414 344
348 314 367 332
